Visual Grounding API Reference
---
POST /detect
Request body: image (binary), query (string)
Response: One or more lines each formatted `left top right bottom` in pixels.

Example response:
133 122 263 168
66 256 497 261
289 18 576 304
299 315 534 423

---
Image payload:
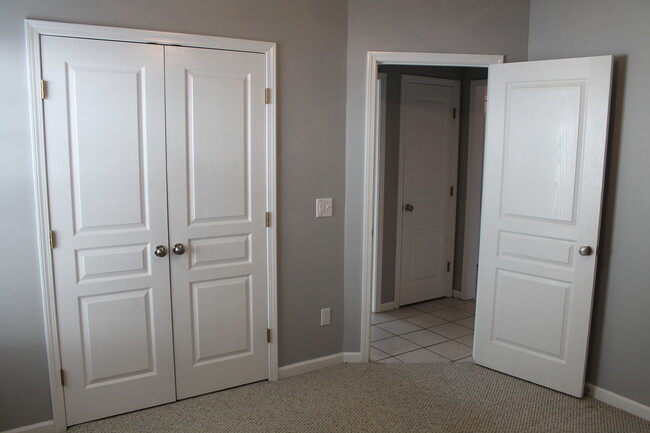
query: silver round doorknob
172 243 185 255
578 245 593 256
154 245 167 257
404 204 414 212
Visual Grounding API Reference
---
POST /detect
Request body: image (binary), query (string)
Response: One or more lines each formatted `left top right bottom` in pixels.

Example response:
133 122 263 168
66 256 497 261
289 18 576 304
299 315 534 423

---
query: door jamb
371 72 387 312
460 80 488 300
25 19 278 432
360 52 503 363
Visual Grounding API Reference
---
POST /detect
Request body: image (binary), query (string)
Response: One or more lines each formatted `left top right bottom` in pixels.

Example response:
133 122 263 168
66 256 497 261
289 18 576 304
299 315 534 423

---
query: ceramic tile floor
371 297 475 363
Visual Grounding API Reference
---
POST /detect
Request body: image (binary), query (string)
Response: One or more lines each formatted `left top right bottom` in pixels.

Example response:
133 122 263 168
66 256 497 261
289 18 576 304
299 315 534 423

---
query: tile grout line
371 298 475 363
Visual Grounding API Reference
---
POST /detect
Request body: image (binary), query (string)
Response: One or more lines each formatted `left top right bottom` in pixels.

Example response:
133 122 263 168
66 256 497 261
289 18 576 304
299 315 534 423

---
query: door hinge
450 186 454 197
265 88 271 104
60 369 66 387
49 230 56 249
266 328 271 343
452 108 457 119
447 261 451 272
264 212 271 228
41 80 47 100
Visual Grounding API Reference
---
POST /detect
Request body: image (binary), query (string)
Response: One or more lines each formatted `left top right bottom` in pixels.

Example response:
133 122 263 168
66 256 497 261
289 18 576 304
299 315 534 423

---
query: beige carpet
69 363 650 432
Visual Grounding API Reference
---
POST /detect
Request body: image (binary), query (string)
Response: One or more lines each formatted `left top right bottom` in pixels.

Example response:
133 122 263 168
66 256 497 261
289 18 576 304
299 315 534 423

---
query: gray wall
529 0 650 407
344 0 530 352
377 65 487 305
0 0 347 430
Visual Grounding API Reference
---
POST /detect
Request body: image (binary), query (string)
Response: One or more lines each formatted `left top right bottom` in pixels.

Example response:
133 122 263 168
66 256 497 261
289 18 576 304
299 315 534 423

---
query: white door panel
41 36 175 425
164 46 269 399
398 76 459 306
474 56 613 396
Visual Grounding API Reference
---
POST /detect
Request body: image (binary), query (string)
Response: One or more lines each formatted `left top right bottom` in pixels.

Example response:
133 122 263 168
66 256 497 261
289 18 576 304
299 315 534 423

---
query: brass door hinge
447 262 451 272
60 369 66 387
265 88 271 104
266 328 271 343
49 230 56 249
264 212 271 228
41 80 47 100
452 108 456 119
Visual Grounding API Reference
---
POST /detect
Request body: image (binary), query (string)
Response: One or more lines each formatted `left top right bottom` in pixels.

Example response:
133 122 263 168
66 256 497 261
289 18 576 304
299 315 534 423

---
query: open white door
474 56 612 397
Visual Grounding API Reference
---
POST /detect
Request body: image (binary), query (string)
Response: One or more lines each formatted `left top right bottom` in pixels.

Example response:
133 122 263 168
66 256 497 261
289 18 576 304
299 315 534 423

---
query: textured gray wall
0 0 346 429
529 0 650 407
344 0 530 352
376 65 487 306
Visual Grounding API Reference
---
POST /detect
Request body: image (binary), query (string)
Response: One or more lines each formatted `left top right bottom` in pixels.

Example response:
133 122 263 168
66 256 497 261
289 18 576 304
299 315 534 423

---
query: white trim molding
277 352 364 380
359 51 504 363
587 383 650 421
25 19 277 431
1 421 54 433
343 352 363 363
278 354 344 379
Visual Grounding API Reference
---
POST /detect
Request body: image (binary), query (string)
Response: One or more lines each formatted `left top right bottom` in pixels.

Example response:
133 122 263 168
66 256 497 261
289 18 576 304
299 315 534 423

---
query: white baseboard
587 383 650 421
278 353 343 379
379 302 395 312
343 352 362 363
1 420 54 433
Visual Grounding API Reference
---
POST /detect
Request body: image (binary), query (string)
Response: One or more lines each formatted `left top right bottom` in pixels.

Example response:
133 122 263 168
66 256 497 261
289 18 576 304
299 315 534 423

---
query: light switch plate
316 198 333 218
321 308 331 326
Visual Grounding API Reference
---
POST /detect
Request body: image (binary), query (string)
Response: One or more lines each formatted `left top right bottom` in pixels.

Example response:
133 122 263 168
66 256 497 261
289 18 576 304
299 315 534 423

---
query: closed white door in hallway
398 76 460 306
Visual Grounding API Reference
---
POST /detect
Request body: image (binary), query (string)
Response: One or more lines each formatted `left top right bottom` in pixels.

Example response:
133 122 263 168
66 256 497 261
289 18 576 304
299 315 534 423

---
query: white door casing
371 72 387 312
460 80 488 300
474 56 613 397
41 36 176 425
359 53 503 364
34 20 277 426
397 75 460 306
165 46 269 399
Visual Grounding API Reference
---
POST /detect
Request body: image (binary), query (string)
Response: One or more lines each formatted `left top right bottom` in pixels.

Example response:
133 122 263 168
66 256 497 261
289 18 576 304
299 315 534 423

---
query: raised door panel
474 56 613 396
399 77 459 306
187 72 247 222
41 36 175 425
501 83 583 223
165 46 268 399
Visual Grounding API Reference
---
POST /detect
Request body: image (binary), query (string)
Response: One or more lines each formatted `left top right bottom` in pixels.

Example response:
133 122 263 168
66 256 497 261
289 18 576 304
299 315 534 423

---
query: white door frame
460 79 488 300
371 72 387 312
394 74 460 307
25 20 277 432
360 52 503 362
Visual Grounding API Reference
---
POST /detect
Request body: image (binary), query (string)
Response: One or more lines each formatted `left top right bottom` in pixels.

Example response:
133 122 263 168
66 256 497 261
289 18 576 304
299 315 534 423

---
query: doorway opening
359 52 503 363
361 51 613 396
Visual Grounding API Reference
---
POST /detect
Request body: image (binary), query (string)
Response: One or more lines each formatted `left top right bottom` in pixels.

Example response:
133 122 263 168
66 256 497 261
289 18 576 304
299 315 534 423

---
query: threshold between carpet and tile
68 363 650 433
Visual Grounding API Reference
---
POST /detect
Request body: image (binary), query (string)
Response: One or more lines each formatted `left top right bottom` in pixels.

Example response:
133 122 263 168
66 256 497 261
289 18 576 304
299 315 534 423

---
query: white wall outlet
316 198 333 218
320 307 331 326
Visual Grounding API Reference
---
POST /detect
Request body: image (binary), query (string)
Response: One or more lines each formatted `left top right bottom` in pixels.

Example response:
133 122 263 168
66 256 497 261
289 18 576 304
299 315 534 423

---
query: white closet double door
42 36 269 425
